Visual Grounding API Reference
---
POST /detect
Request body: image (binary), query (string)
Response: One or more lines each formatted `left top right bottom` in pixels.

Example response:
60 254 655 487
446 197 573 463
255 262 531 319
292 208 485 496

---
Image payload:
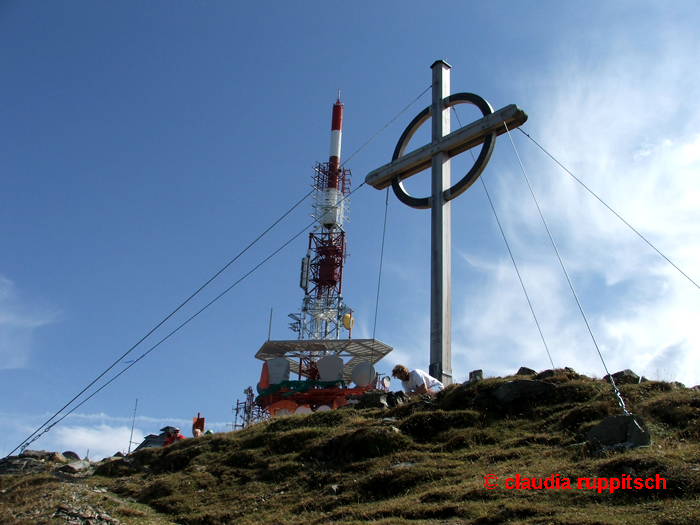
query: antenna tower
289 96 351 342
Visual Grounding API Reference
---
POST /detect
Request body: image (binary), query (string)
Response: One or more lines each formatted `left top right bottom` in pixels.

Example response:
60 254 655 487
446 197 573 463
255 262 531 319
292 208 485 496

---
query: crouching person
392 364 444 397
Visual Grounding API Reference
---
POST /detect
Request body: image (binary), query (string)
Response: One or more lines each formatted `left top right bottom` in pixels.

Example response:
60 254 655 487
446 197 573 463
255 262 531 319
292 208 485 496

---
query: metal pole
429 60 453 385
268 308 273 340
127 398 138 454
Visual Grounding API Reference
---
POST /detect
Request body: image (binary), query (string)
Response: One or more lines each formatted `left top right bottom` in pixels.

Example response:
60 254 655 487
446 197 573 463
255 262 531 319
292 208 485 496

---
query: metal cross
365 60 528 385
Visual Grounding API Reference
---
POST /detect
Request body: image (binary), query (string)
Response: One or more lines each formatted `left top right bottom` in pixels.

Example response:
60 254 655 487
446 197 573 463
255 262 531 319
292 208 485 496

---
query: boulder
17 450 67 463
386 391 409 408
535 369 556 380
48 452 68 463
63 451 81 461
586 414 651 449
534 368 579 380
469 370 483 382
59 460 92 474
516 367 536 376
19 450 48 460
0 457 49 475
356 391 389 409
603 369 640 385
492 380 556 403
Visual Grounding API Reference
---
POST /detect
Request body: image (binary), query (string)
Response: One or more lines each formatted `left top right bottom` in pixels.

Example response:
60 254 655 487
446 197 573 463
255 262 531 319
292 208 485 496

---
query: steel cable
5 82 434 457
504 124 628 415
518 128 700 292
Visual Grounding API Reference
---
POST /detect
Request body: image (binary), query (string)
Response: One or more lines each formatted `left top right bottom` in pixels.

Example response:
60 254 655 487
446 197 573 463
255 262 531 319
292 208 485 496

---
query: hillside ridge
2 368 700 524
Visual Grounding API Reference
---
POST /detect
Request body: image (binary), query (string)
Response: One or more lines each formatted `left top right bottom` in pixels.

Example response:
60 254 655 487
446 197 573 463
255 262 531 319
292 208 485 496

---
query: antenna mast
289 95 351 341
127 398 138 454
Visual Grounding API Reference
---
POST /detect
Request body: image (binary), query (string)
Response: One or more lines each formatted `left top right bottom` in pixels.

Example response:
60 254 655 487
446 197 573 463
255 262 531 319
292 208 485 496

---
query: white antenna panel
317 355 344 382
351 361 375 387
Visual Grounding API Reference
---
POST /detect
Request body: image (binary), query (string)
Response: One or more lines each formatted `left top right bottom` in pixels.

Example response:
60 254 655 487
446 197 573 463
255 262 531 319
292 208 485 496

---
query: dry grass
2 374 700 524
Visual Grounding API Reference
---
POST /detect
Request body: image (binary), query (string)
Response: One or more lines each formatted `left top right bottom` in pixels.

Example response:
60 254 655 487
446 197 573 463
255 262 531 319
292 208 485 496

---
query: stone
54 504 122 525
0 457 48 475
63 451 81 461
492 380 556 403
586 414 652 449
692 385 700 392
603 369 640 385
19 450 48 460
469 370 483 382
386 391 409 408
59 460 92 473
16 450 66 463
50 452 68 463
356 391 388 409
516 367 536 376
535 369 556 379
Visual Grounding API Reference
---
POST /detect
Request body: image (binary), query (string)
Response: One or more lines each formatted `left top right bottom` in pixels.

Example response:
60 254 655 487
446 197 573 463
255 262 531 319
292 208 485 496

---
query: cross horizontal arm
365 104 528 190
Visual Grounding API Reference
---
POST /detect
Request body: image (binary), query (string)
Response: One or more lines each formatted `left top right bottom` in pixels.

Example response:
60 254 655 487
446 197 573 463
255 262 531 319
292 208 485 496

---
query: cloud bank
449 34 700 387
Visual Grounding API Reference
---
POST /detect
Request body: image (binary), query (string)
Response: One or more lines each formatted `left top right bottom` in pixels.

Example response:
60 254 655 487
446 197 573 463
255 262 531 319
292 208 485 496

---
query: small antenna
268 309 274 340
127 398 138 454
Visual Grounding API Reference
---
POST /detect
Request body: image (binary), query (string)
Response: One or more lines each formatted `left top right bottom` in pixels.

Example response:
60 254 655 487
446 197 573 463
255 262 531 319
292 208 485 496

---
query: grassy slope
2 372 700 525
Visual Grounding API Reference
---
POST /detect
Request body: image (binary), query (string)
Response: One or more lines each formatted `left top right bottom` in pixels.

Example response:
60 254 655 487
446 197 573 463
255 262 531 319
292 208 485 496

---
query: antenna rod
127 398 138 454
268 308 273 340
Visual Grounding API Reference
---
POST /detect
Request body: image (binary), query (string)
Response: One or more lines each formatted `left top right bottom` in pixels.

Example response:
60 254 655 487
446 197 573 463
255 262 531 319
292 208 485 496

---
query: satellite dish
382 376 391 389
351 361 376 387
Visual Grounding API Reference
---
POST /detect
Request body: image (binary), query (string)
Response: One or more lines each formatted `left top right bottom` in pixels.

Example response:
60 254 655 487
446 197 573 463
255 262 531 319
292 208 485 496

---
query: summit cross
365 60 528 384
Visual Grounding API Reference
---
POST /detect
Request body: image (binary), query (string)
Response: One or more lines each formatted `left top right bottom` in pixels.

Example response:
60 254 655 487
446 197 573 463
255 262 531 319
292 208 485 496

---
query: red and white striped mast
328 93 343 184
290 93 352 344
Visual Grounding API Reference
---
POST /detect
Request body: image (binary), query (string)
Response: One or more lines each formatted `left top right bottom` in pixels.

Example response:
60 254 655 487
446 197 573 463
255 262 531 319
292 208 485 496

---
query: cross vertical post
364 61 528 388
429 60 452 385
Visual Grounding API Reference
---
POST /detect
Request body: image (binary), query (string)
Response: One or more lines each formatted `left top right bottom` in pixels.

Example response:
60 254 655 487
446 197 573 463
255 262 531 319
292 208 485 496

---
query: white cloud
0 276 58 369
449 36 700 389
1 411 231 461
52 424 143 460
679 135 700 166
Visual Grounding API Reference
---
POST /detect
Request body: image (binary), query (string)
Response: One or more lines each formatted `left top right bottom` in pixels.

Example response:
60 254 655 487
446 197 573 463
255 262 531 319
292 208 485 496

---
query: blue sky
2 1 700 459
